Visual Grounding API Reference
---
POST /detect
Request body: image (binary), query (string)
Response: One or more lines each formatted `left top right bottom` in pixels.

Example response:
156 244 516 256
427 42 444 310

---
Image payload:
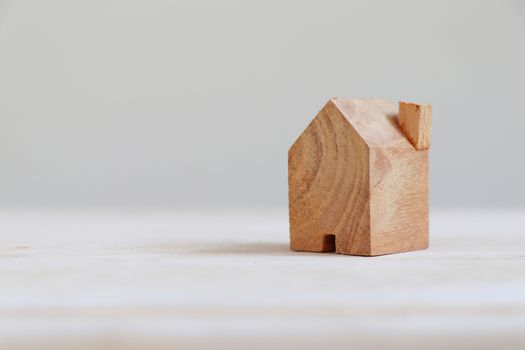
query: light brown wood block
398 101 432 150
288 98 430 256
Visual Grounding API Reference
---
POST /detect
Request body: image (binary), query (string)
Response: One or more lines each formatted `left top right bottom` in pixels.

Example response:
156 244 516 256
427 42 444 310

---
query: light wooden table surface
0 209 524 350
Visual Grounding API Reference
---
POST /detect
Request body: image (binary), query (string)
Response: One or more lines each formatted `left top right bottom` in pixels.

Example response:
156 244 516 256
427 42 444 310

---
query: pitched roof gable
330 98 413 149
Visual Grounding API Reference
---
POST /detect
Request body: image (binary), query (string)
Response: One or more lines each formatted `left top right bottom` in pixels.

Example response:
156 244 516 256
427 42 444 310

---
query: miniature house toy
288 98 431 256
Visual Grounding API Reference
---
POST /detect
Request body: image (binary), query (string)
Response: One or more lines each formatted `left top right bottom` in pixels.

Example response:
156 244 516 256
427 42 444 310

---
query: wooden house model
288 98 431 256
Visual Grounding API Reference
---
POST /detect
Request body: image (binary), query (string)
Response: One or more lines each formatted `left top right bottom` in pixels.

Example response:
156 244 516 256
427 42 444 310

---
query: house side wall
369 148 429 255
289 101 371 255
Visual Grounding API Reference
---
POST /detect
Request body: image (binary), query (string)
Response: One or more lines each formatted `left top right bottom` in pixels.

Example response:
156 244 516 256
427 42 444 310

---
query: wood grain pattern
288 99 371 255
289 98 430 256
398 101 432 150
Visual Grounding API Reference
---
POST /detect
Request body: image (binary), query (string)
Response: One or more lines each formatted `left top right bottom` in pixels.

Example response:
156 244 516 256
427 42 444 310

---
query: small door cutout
322 234 336 252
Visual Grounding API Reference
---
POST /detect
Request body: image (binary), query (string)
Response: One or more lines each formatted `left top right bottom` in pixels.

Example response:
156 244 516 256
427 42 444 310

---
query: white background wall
0 0 524 208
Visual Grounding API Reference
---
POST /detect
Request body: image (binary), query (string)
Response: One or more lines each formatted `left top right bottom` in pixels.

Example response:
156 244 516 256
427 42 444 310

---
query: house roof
329 98 414 149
